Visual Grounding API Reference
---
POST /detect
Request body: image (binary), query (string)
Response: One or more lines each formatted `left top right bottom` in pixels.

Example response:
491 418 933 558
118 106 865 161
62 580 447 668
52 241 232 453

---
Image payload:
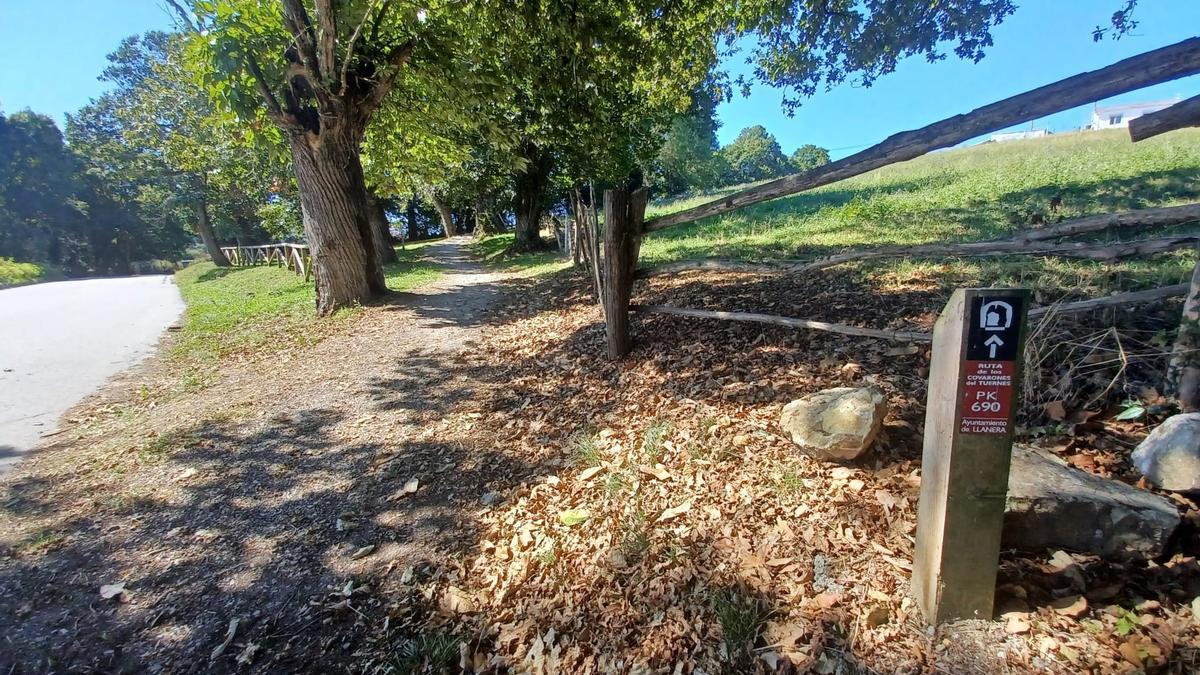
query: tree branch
282 0 325 84
315 0 338 86
246 53 305 133
358 39 415 119
340 0 381 96
163 0 197 32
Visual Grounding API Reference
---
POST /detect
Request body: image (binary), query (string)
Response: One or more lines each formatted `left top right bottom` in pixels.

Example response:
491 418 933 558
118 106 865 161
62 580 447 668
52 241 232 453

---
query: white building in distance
989 128 1051 143
1089 99 1180 130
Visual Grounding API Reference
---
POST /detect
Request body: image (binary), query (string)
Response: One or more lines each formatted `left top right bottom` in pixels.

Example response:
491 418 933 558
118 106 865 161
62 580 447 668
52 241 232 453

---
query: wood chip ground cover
1 240 1197 673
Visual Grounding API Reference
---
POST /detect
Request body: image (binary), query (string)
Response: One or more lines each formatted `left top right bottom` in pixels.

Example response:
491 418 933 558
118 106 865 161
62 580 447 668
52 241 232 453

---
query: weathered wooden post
602 187 648 359
913 288 1029 625
1167 249 1200 411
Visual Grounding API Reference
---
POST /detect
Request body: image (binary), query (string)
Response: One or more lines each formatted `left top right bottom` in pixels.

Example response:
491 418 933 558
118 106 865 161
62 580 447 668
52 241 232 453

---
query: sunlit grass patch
470 234 569 277
642 129 1200 292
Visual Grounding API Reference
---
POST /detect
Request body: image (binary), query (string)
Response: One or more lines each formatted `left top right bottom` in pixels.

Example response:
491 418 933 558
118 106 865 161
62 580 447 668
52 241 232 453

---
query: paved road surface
0 276 184 471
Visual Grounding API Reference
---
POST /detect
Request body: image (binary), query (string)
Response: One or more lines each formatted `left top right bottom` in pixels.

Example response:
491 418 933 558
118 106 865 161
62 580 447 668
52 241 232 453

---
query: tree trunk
512 142 552 252
473 197 504 238
1168 251 1200 411
602 187 648 359
431 193 457 237
368 191 398 265
195 195 231 267
289 129 386 315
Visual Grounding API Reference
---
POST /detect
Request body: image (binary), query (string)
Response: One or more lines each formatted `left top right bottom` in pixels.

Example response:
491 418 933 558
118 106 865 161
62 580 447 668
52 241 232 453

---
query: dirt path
0 238 538 673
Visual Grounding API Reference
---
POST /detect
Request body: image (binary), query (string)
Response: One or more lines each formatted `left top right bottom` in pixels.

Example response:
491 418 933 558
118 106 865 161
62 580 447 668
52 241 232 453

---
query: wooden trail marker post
913 288 1030 625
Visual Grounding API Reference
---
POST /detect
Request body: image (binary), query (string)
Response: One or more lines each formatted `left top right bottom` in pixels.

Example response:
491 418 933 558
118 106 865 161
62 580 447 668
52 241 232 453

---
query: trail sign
912 288 1029 626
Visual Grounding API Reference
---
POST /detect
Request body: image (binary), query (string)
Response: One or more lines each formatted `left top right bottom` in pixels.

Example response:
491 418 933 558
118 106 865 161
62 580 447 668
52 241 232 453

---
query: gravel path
0 238 535 673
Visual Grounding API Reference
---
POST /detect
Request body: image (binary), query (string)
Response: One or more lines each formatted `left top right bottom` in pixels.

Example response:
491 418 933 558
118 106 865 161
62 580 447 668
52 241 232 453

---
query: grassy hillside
642 129 1200 294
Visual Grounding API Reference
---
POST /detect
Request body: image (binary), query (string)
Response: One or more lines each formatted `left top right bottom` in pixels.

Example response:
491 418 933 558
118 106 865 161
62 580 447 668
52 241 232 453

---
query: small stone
1004 445 1179 559
480 491 502 506
779 387 887 461
1131 413 1200 492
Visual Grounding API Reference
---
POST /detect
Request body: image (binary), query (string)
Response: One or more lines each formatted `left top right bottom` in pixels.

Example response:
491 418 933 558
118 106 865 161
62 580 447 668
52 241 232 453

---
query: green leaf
558 509 591 526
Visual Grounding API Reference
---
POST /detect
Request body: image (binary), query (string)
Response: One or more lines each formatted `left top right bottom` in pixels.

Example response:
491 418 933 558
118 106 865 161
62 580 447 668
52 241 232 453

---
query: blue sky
718 0 1200 158
0 1 1197 159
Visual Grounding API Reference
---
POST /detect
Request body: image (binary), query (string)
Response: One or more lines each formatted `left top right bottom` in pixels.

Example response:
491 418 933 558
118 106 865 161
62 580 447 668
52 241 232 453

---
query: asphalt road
0 276 185 471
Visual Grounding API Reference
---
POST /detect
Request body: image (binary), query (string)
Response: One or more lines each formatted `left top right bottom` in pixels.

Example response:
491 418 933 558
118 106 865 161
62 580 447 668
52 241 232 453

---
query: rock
779 387 886 461
1131 413 1200 492
480 491 503 506
1004 445 1179 559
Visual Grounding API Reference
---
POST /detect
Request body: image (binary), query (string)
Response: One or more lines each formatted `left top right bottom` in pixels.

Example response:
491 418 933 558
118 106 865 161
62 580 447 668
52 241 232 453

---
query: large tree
480 1 727 251
180 0 482 314
720 125 791 183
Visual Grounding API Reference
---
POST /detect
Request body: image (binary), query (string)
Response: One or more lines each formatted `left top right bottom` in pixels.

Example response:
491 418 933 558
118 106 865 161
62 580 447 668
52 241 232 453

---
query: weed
17 528 63 555
571 429 601 467
618 509 651 563
536 546 558 568
603 471 629 498
710 587 772 669
137 429 194 463
642 419 672 464
775 469 805 495
390 631 460 675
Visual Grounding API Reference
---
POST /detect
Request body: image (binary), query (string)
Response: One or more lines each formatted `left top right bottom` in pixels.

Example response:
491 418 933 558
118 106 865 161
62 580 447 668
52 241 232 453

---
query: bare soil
2 239 1198 674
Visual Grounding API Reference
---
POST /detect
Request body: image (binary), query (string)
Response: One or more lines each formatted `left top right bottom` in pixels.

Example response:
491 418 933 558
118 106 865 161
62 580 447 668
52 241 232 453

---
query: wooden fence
219 243 312 281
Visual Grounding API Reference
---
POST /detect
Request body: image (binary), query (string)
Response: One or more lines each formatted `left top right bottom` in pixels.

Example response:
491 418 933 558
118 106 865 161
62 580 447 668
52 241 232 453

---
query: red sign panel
959 360 1015 434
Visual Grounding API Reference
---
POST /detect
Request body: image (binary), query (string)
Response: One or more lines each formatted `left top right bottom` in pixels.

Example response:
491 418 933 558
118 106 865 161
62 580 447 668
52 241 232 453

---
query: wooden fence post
913 288 1029 625
602 187 648 359
1167 249 1200 410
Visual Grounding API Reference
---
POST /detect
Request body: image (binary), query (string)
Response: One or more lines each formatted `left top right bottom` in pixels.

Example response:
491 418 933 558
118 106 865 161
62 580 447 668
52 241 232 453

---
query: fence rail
220 243 311 281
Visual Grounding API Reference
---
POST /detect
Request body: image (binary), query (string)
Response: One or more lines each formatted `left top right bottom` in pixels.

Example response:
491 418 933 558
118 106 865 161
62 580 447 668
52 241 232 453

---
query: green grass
643 129 1200 294
469 234 570 277
173 244 443 367
0 257 45 287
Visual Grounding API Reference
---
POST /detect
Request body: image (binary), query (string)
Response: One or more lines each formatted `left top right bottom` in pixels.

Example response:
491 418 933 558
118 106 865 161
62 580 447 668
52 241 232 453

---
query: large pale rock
1004 445 1179 559
1131 413 1200 492
779 387 886 461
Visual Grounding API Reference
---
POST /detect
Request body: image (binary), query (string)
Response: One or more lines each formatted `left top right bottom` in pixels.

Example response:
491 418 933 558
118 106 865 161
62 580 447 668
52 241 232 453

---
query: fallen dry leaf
656 501 691 522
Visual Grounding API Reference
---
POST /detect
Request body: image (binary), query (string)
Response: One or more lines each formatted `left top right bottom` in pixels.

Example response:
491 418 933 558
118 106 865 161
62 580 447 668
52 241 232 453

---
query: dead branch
1028 284 1189 319
638 233 1200 278
630 304 934 342
1130 94 1200 142
645 38 1200 232
632 284 1188 344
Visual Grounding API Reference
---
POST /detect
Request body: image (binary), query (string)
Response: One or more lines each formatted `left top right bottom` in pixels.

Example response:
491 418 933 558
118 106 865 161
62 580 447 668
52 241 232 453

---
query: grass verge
172 243 443 371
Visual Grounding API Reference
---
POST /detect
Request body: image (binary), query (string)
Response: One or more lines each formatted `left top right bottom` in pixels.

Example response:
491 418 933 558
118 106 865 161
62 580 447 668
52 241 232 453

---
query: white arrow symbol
984 334 1004 358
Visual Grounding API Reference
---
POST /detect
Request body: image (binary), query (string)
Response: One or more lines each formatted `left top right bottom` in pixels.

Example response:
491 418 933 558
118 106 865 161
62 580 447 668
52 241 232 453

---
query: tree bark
290 128 386 315
367 191 398 265
646 38 1200 232
195 195 231 266
512 142 552 252
431 193 457 237
602 187 648 359
1168 252 1200 411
